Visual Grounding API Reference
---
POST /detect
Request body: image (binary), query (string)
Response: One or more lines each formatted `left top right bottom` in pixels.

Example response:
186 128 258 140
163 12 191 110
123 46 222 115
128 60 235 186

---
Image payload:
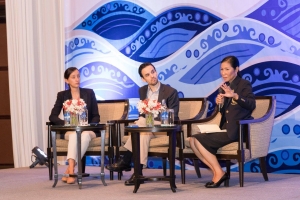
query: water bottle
64 111 70 126
80 107 88 126
160 99 168 126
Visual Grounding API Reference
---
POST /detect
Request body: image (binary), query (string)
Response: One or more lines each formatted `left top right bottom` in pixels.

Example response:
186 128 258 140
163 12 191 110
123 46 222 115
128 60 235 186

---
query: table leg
169 130 177 192
51 131 58 188
100 130 107 186
131 132 141 193
76 129 82 189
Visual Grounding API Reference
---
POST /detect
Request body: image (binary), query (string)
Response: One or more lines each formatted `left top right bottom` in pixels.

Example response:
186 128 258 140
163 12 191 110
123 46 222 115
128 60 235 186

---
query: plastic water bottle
79 107 88 126
160 99 168 126
64 111 70 126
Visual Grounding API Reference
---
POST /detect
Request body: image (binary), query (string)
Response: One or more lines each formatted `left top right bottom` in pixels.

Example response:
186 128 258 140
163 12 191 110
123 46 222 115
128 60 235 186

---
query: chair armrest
107 119 138 147
46 122 54 126
46 122 54 148
107 119 137 124
237 116 268 147
237 96 276 152
239 115 271 125
179 107 219 125
239 96 275 125
176 108 219 137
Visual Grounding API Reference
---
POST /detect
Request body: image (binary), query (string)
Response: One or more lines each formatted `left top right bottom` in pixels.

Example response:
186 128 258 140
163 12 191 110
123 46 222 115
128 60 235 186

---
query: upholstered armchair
111 98 208 182
180 96 276 186
46 99 129 180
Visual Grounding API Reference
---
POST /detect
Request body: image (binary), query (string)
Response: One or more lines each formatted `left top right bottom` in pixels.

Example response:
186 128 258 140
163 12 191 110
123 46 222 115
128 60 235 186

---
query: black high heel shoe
205 181 213 187
205 173 229 188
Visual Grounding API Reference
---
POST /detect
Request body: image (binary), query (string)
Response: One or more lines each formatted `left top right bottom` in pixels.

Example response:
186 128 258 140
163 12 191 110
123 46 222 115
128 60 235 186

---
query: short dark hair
138 62 156 78
64 67 78 79
221 56 242 77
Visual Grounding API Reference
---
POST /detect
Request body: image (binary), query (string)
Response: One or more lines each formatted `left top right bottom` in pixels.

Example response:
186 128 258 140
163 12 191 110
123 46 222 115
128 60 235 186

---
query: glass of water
168 109 174 126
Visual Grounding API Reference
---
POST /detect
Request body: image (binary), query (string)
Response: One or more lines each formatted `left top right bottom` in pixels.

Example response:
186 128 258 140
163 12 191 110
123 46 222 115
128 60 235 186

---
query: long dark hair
64 67 78 79
221 56 242 77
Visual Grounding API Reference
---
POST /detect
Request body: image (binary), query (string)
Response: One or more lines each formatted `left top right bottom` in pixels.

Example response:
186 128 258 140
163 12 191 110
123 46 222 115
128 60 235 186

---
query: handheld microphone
218 87 224 112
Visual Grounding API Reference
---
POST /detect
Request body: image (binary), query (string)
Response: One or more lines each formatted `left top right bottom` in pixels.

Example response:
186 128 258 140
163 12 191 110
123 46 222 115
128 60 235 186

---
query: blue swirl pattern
239 149 300 174
242 61 300 117
246 0 300 43
76 2 221 62
65 0 300 173
78 61 140 100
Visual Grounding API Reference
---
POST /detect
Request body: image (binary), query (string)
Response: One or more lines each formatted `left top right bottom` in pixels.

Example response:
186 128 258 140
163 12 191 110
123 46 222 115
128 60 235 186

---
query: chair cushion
56 137 108 148
122 135 169 147
89 137 109 147
217 148 251 160
122 136 129 145
184 137 191 148
150 136 169 147
56 139 68 147
51 145 109 152
149 146 180 157
86 146 109 151
218 142 244 151
184 138 246 151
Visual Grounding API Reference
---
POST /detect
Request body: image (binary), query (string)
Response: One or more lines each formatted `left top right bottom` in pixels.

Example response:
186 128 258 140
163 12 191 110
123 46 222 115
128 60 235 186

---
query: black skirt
191 132 236 155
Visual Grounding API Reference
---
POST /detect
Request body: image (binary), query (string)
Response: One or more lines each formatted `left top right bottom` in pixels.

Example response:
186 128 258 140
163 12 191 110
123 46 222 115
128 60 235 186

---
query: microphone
218 87 224 112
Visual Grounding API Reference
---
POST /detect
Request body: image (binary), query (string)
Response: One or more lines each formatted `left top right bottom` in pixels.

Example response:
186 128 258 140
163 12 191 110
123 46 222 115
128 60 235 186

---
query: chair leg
238 161 244 187
108 146 114 180
118 171 122 180
82 156 86 173
180 158 185 184
47 148 53 180
115 150 123 180
193 159 201 178
162 158 167 176
109 157 114 180
48 158 53 180
259 157 269 181
224 160 231 187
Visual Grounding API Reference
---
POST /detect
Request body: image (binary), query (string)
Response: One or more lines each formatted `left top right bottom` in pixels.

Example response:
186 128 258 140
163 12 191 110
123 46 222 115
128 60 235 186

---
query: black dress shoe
205 181 213 187
105 159 131 172
206 173 229 188
124 173 144 186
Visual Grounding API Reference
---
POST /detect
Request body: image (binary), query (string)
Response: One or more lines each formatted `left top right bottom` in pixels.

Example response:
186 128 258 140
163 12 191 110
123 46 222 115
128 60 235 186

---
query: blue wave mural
79 61 140 100
242 61 300 117
246 0 300 42
75 1 221 62
65 0 300 173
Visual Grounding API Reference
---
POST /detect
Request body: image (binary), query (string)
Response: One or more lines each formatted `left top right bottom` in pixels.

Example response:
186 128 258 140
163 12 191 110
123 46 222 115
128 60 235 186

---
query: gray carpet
0 166 299 200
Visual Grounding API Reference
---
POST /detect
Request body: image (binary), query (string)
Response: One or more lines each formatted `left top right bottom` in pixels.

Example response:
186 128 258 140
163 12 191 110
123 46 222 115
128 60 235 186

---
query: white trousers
64 131 96 162
123 117 166 165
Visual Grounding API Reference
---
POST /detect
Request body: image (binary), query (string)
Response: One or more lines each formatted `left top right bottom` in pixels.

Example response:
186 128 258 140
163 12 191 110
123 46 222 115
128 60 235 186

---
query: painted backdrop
64 0 300 173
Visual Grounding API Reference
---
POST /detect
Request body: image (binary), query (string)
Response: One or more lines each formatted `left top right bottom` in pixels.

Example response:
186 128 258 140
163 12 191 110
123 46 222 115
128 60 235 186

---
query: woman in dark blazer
189 56 256 188
49 67 100 184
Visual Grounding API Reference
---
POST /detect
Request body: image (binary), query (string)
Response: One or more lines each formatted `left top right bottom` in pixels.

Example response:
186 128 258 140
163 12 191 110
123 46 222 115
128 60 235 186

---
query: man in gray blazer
106 62 179 185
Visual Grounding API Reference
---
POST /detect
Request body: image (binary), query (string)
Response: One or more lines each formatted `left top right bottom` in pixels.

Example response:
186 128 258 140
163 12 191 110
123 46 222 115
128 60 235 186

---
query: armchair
46 99 129 180
180 96 276 186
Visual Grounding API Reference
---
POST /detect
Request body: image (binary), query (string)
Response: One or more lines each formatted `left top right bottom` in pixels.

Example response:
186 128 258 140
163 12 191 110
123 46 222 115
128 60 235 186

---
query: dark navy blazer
220 76 256 140
49 88 100 125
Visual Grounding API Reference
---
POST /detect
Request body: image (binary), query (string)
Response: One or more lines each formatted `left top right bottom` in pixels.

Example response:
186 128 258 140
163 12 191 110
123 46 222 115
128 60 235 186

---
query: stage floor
0 166 299 200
